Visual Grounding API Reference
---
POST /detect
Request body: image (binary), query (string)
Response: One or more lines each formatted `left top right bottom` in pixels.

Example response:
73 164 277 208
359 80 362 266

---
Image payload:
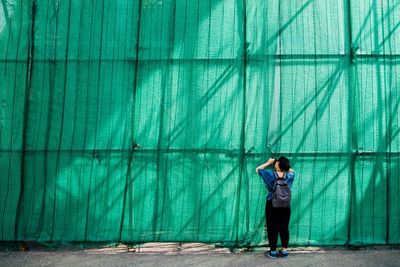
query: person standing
256 156 295 259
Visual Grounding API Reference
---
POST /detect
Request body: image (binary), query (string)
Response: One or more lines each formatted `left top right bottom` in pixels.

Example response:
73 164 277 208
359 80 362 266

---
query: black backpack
272 172 291 208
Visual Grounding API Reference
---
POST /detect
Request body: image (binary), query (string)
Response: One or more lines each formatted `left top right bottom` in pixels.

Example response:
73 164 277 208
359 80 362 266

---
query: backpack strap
274 171 286 179
272 171 286 191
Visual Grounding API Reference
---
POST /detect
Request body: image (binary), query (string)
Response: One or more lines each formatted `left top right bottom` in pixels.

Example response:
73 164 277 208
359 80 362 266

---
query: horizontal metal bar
1 54 400 63
1 149 400 158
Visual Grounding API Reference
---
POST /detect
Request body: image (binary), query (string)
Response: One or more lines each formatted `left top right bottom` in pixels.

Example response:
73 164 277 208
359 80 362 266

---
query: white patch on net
0 0 16 35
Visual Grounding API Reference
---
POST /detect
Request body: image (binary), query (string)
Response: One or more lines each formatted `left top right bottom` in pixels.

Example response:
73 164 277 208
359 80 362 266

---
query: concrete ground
1 243 399 267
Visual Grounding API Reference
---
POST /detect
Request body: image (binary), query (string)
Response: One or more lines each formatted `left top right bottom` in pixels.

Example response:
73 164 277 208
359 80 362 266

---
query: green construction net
1 0 400 247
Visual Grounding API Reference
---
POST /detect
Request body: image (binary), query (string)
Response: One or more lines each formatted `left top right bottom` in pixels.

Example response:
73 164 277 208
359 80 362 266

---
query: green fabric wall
1 0 399 246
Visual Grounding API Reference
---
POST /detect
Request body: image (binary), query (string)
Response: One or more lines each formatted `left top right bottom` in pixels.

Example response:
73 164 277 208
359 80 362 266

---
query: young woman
256 156 295 259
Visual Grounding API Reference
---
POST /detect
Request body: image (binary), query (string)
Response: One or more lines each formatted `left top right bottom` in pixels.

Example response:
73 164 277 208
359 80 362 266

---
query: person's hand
267 157 276 165
256 158 276 174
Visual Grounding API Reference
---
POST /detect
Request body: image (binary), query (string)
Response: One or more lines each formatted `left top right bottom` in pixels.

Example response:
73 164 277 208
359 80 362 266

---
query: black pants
265 200 291 251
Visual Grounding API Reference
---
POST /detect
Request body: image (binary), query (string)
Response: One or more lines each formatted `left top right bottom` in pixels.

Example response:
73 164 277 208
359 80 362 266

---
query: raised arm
255 158 276 174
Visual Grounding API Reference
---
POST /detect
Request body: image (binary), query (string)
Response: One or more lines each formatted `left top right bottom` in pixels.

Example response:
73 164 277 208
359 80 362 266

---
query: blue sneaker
265 251 278 259
278 250 289 259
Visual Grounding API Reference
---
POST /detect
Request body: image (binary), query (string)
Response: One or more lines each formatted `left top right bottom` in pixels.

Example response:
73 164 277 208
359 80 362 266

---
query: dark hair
277 156 291 172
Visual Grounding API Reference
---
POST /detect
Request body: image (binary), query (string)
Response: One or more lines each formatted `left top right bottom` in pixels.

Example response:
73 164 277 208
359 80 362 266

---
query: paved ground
1 243 399 267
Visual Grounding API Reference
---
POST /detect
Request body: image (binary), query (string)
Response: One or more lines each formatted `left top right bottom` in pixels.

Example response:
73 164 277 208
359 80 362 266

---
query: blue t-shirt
258 169 295 200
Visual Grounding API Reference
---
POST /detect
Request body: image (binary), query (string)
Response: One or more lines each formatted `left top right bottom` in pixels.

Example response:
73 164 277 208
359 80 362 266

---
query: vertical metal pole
235 0 247 246
344 0 356 246
119 0 143 242
14 0 37 241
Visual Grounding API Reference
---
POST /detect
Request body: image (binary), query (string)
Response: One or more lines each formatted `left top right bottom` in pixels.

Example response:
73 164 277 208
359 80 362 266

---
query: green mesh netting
1 0 400 246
